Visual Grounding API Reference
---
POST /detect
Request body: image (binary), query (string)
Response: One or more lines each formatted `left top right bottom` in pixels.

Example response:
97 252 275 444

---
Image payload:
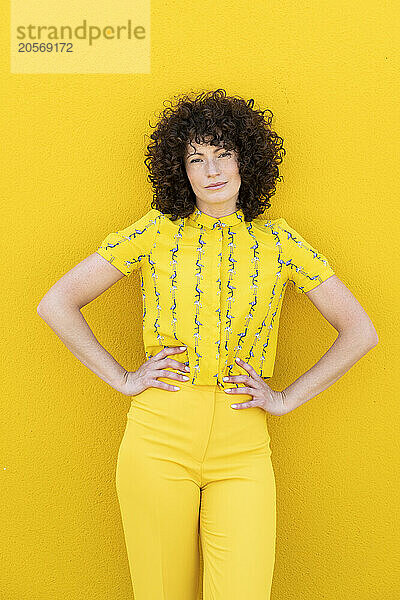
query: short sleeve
95 209 161 276
275 218 335 294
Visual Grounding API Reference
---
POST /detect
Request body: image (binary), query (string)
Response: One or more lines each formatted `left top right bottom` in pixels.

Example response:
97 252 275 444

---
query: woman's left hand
223 357 291 416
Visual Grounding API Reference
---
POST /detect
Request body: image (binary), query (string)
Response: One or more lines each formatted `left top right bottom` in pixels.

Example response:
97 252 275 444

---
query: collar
188 207 245 230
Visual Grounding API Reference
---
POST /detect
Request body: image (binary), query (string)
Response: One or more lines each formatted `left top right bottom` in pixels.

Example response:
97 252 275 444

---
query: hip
125 376 271 459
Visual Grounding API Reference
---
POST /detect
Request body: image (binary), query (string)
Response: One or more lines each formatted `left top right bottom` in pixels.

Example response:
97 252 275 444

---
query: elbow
368 331 379 348
337 322 379 351
36 295 55 319
37 302 48 319
366 321 379 348
37 289 60 316
37 296 79 318
363 326 379 351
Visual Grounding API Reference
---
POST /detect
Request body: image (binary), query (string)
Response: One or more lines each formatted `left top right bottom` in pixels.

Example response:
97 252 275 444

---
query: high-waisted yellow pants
115 376 276 599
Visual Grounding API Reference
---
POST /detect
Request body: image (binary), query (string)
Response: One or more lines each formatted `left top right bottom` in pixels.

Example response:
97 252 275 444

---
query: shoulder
251 216 315 255
125 209 186 241
135 208 165 225
252 216 306 241
118 208 165 233
258 216 290 231
251 215 287 228
140 208 181 226
251 215 288 238
245 216 288 252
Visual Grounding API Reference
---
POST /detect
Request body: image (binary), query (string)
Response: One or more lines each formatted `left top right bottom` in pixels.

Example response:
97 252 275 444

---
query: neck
195 202 238 219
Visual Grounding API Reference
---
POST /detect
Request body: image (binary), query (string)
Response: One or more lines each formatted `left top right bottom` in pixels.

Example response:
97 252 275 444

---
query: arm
282 274 379 411
37 252 130 393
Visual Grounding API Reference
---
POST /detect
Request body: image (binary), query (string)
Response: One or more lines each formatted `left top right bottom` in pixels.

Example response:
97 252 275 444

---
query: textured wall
2 0 398 599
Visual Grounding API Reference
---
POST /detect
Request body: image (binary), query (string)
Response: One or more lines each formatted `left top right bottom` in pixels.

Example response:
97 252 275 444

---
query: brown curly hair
143 88 286 222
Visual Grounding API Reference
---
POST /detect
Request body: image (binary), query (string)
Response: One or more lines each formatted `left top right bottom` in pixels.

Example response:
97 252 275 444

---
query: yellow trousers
115 377 276 599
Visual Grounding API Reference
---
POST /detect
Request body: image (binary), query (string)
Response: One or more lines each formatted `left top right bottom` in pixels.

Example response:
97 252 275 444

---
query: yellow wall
2 1 398 598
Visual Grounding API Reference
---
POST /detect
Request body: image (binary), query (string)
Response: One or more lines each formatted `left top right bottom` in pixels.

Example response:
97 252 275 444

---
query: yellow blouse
96 207 335 389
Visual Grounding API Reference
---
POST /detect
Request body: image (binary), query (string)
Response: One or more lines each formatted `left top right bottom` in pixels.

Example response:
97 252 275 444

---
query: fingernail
180 346 186 350
174 386 180 390
185 366 190 372
182 376 189 381
235 357 240 363
231 404 237 408
223 376 228 381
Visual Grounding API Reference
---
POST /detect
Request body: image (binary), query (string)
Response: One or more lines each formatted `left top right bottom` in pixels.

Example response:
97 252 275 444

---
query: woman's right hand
117 346 191 396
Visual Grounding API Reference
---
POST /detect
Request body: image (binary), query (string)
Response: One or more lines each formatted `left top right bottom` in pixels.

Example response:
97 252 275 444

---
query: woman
37 88 379 599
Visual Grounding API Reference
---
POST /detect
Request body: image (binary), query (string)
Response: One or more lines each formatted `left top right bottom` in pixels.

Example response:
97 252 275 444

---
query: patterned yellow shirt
96 207 335 389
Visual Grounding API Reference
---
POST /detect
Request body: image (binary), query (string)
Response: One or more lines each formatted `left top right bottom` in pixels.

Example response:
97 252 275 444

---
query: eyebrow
186 147 226 159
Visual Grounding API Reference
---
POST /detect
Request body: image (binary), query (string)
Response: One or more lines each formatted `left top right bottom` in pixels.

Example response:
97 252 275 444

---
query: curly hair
143 88 286 222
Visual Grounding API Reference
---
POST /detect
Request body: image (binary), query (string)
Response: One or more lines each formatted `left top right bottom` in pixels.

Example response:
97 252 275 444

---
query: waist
157 375 225 393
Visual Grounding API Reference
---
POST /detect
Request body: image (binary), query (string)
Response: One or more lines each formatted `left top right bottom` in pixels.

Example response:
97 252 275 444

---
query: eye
189 151 231 164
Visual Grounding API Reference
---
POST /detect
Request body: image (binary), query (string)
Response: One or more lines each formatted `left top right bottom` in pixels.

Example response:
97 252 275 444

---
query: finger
153 345 187 360
163 358 190 372
150 380 181 391
230 399 261 410
157 369 190 382
223 374 258 387
234 357 263 381
224 386 254 396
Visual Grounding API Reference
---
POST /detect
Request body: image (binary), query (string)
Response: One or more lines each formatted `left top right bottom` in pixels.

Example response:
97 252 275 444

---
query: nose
206 159 221 176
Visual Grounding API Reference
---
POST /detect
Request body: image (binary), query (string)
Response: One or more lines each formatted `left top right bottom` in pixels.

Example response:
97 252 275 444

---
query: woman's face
184 140 241 211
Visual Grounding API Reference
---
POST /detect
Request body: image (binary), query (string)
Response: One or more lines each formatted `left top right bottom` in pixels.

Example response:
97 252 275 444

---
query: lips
205 182 227 189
